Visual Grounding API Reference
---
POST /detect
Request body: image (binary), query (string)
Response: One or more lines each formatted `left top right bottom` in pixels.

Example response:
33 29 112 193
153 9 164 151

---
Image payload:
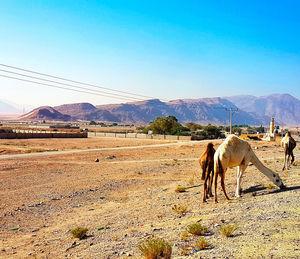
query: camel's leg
206 174 210 198
291 151 295 165
287 153 291 169
203 174 209 203
282 149 287 171
220 173 231 200
209 168 214 197
207 166 214 197
214 169 218 203
235 164 247 198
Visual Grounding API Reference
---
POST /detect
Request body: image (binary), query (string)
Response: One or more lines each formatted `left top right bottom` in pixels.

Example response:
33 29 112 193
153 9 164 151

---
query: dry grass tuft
175 186 187 193
188 176 195 186
195 237 209 250
181 245 190 256
25 148 57 153
187 223 208 236
219 224 237 237
266 184 275 190
138 237 172 259
172 204 187 215
70 227 88 239
181 231 191 242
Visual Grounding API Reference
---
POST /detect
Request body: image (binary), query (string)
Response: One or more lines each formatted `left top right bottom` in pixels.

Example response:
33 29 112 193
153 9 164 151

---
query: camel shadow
242 185 300 196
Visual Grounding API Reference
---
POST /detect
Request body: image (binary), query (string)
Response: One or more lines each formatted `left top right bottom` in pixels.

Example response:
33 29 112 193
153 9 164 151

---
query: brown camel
281 132 297 171
199 142 215 202
214 135 286 203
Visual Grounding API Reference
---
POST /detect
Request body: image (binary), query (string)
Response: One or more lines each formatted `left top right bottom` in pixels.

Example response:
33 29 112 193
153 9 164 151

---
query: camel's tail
250 151 285 189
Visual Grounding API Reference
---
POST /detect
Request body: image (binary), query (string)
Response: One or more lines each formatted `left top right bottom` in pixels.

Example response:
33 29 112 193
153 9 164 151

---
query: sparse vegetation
181 231 191 242
175 186 187 193
187 223 208 236
195 237 209 250
2 142 27 146
219 224 237 237
138 237 172 259
70 227 88 239
188 176 195 186
172 204 187 214
266 184 275 190
181 245 190 255
25 148 58 153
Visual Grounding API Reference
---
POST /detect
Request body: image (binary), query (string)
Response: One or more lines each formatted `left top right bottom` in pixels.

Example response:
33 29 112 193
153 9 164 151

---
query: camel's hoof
280 184 287 190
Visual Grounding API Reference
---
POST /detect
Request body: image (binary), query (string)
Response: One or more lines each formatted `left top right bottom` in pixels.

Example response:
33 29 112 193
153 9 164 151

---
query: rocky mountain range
5 93 300 126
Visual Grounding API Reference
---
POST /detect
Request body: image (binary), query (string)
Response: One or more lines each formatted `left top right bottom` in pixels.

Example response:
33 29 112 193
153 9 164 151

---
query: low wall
0 132 88 139
89 132 191 141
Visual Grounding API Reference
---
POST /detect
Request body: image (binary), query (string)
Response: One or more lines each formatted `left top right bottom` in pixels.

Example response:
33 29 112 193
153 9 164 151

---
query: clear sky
0 0 299 108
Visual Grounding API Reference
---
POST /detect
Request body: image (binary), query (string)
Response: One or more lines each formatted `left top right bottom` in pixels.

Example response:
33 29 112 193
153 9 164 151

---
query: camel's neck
249 151 281 186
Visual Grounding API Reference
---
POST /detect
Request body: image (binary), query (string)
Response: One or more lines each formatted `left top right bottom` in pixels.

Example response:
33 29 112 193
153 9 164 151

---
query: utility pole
225 108 238 134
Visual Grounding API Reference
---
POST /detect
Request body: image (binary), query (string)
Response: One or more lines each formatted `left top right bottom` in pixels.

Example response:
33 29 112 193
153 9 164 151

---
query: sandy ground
0 136 299 258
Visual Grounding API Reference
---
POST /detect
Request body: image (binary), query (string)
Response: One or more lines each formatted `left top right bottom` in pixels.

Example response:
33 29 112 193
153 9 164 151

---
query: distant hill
18 106 72 121
0 100 21 113
226 94 300 126
94 98 264 125
14 93 300 126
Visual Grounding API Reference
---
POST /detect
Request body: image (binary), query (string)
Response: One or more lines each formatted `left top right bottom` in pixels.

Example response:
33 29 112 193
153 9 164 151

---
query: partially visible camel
214 135 286 203
281 132 297 171
199 143 215 202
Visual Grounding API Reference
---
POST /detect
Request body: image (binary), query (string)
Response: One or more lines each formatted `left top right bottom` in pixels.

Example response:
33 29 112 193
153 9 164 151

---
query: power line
0 69 145 102
0 63 167 101
0 74 146 102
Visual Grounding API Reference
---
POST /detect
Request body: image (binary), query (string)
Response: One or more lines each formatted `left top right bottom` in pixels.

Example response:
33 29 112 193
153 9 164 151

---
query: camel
199 143 215 202
214 135 286 203
281 132 297 171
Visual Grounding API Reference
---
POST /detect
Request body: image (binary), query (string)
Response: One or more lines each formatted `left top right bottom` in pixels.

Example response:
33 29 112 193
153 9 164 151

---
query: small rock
95 158 99 162
126 252 132 256
153 228 162 231
106 155 116 159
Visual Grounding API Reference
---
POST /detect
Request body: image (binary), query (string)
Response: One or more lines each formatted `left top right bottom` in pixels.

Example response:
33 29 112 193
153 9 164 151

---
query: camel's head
272 173 286 189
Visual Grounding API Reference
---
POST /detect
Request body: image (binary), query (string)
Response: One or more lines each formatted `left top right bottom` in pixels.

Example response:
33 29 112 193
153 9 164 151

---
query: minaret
270 118 274 135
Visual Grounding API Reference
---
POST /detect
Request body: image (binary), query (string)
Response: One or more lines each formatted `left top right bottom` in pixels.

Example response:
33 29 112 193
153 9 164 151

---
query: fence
88 132 191 141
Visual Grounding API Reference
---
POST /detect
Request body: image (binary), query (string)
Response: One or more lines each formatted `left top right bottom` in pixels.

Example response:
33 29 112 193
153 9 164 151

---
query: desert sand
0 136 299 258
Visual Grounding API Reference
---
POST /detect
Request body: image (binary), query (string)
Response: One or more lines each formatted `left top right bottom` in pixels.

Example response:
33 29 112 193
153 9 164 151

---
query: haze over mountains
2 93 299 126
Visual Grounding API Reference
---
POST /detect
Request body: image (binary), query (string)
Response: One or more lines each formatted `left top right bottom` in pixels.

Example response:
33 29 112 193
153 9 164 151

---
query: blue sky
0 0 299 108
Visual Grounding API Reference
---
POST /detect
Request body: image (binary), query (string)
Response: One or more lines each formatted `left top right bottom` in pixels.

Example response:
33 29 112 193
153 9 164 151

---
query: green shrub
138 238 172 259
172 205 187 214
219 224 237 237
187 223 208 236
195 237 209 250
175 186 187 193
70 227 88 239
